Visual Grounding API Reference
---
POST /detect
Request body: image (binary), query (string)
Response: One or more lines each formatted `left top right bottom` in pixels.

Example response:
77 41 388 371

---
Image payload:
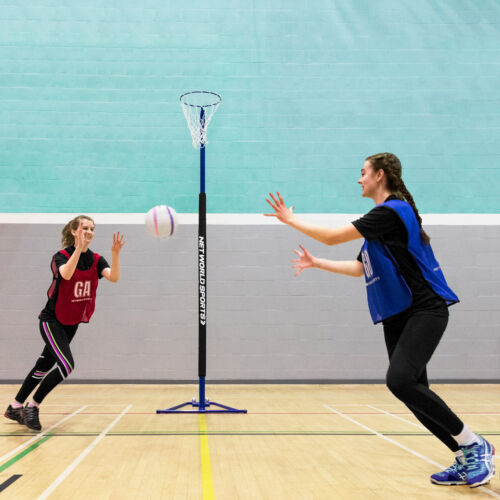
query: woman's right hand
264 192 295 225
73 227 86 251
292 245 316 277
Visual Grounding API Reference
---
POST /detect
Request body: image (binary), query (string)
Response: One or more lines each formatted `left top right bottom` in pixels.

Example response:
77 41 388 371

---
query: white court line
367 405 427 430
368 405 500 463
324 404 500 499
36 404 132 500
0 405 87 465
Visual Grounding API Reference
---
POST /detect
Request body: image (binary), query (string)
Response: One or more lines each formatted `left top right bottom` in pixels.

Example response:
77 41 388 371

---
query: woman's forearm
59 249 81 280
108 254 120 282
288 218 361 246
312 258 364 277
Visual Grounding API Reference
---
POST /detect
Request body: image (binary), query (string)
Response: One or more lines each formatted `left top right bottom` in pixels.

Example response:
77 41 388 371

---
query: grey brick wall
0 222 499 382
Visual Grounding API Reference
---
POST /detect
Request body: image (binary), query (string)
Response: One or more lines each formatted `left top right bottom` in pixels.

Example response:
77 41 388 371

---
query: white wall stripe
1 213 500 225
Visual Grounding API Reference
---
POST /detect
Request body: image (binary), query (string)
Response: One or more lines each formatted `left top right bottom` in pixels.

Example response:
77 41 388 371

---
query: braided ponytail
396 179 430 244
366 153 430 245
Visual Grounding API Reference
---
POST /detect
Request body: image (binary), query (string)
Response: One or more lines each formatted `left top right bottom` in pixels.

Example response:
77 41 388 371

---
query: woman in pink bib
4 215 125 430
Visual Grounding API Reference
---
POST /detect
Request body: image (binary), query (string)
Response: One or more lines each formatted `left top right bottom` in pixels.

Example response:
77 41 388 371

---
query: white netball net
180 91 221 149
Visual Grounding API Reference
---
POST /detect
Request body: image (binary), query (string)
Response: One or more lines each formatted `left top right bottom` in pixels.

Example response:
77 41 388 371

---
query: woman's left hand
292 245 315 276
111 232 125 255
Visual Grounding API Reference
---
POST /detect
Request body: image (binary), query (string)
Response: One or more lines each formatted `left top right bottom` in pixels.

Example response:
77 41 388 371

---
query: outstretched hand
111 232 125 255
264 192 295 225
292 245 315 277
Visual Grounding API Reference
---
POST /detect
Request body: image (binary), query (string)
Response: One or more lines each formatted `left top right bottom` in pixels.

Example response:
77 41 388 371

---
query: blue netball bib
361 200 459 324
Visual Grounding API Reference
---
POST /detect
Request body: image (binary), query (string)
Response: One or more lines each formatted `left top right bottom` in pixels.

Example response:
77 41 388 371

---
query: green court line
0 435 52 474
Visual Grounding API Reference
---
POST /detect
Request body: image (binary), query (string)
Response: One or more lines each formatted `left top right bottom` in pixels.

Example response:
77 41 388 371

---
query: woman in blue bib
265 153 495 488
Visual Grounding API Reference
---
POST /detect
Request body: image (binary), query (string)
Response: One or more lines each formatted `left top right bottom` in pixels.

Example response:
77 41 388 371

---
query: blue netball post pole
157 91 246 414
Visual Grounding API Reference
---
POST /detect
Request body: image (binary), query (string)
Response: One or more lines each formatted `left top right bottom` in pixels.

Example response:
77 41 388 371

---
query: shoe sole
24 424 42 431
469 477 492 488
23 421 42 431
430 479 467 486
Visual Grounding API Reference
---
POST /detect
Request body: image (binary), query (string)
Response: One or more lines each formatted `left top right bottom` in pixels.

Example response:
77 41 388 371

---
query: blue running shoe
430 458 467 485
461 436 496 488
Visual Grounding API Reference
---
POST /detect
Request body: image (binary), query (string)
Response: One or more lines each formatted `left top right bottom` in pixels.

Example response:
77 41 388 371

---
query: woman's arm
312 258 364 277
265 192 363 246
293 245 364 277
101 232 125 283
59 228 85 280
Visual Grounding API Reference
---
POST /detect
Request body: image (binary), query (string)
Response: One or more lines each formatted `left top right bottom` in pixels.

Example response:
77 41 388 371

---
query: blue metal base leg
157 377 247 414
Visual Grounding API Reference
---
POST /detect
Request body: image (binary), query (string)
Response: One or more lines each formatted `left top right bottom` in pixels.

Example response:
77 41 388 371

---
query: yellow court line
199 415 215 500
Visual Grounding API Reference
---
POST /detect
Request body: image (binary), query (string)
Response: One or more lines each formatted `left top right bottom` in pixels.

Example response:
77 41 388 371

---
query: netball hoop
180 91 221 149
157 91 246 414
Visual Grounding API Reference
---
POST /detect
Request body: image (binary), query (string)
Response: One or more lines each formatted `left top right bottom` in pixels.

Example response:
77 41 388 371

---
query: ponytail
395 179 430 245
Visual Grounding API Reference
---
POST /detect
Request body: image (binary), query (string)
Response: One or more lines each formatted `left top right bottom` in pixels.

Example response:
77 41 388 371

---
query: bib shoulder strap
59 249 71 259
91 252 101 271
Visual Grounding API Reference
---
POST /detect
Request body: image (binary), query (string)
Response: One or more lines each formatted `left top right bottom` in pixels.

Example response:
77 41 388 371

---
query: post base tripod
156 377 247 414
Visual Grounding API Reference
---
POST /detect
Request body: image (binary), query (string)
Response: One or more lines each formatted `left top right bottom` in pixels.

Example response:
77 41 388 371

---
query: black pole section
198 188 206 378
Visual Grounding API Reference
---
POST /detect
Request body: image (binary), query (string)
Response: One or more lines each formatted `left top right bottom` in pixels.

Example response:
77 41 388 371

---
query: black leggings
15 320 78 404
384 311 463 452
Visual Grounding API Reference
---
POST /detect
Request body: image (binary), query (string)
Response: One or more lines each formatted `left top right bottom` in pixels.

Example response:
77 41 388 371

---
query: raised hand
73 227 86 251
292 245 315 277
111 232 125 255
264 192 295 225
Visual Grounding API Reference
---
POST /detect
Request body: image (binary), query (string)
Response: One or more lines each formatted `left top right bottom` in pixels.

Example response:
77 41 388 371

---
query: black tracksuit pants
384 310 464 452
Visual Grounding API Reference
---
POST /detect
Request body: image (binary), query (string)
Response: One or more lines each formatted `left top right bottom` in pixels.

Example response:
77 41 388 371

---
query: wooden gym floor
0 384 499 499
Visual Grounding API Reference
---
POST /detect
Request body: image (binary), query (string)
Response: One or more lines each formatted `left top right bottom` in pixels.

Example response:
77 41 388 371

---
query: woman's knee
34 354 56 373
386 366 414 398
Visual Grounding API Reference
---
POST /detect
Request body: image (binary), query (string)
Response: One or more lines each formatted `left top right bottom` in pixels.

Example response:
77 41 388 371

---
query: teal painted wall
1 0 499 213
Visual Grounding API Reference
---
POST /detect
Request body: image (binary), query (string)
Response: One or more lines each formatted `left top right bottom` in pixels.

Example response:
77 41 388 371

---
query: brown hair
365 153 430 245
61 215 95 247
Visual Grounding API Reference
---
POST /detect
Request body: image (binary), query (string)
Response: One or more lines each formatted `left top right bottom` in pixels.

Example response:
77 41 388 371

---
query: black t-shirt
39 247 110 322
352 195 448 324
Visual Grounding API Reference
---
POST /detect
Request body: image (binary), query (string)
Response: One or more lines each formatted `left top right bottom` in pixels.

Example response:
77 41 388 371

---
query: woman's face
358 161 382 198
72 218 95 245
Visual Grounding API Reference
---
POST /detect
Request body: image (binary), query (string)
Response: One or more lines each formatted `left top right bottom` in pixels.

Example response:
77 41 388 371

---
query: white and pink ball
145 205 178 238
